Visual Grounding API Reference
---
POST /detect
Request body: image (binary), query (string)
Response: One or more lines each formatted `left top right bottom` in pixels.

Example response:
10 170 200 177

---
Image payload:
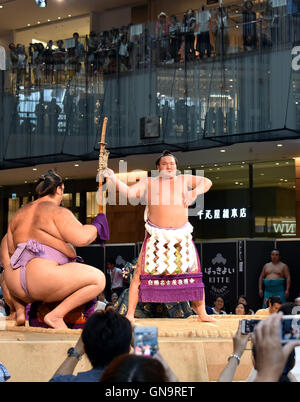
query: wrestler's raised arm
103 168 147 203
54 207 98 247
183 174 212 207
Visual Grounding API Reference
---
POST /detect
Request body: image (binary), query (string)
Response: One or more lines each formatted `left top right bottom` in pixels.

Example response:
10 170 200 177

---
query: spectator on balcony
209 9 218 56
155 12 171 63
195 6 211 59
169 15 182 63
53 40 66 83
95 32 107 71
182 9 196 60
44 40 54 83
47 98 62 136
16 44 27 89
119 35 131 71
242 1 257 51
67 32 85 78
31 43 44 86
8 43 18 88
35 100 46 136
215 7 230 56
86 31 99 74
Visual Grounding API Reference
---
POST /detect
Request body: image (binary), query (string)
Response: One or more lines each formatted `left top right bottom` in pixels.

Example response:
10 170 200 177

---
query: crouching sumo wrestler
0 170 108 329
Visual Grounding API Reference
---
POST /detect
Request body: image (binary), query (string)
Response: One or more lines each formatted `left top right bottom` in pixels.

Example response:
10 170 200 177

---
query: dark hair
100 354 169 382
271 249 280 255
81 309 132 369
155 150 178 168
35 170 63 197
268 296 282 306
105 302 115 311
235 302 250 315
278 302 299 315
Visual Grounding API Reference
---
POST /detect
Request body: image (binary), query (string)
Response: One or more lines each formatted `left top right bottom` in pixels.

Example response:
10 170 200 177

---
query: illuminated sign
273 220 296 236
197 208 247 220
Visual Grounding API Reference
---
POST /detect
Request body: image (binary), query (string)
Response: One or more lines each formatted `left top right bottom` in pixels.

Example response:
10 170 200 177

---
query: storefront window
253 159 296 237
62 193 72 208
8 197 20 223
189 162 250 239
86 191 98 223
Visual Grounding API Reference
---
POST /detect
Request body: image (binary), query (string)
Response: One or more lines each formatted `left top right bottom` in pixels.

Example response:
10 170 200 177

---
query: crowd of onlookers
1 255 300 383
5 1 300 91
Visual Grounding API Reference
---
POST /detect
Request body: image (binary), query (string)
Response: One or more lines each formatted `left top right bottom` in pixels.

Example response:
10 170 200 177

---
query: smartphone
280 315 300 343
241 319 261 334
133 326 158 356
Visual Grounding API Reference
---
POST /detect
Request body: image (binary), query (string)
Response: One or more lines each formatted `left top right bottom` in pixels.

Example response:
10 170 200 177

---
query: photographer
219 310 300 382
252 312 300 382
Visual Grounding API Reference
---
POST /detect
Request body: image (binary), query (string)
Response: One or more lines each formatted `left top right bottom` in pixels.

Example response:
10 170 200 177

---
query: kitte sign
202 242 238 310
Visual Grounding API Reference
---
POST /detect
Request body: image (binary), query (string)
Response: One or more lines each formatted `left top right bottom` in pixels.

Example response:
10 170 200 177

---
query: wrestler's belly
148 206 188 228
264 274 284 280
12 233 76 259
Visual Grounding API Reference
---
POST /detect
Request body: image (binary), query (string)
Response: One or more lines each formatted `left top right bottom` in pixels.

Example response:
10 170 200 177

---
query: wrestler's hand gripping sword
98 117 109 214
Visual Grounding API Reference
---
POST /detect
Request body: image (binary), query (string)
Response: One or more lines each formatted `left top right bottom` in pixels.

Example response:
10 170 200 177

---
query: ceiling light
74 164 79 167
220 149 226 153
33 168 37 171
276 162 279 165
277 144 283 147
68 14 72 17
0 5 3 8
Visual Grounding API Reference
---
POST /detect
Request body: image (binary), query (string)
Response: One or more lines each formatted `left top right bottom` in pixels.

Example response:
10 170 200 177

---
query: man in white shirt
0 46 6 71
196 6 211 58
107 259 124 298
0 298 7 317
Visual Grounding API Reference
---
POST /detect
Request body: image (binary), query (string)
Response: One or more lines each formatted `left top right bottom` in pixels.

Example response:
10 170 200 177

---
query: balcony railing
0 12 300 167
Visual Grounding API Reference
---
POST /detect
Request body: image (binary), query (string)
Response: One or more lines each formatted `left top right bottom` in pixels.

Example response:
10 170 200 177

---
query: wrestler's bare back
262 261 288 280
7 200 76 258
145 175 190 228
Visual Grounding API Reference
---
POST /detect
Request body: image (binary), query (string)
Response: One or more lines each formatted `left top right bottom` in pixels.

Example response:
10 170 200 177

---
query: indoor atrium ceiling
0 0 143 36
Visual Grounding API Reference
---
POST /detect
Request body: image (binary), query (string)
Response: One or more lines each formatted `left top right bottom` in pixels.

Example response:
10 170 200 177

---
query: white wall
14 15 90 47
90 6 131 33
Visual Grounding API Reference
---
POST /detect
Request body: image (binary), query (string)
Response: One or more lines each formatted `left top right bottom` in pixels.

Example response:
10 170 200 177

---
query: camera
241 319 261 334
280 315 300 343
241 315 300 342
133 326 158 356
